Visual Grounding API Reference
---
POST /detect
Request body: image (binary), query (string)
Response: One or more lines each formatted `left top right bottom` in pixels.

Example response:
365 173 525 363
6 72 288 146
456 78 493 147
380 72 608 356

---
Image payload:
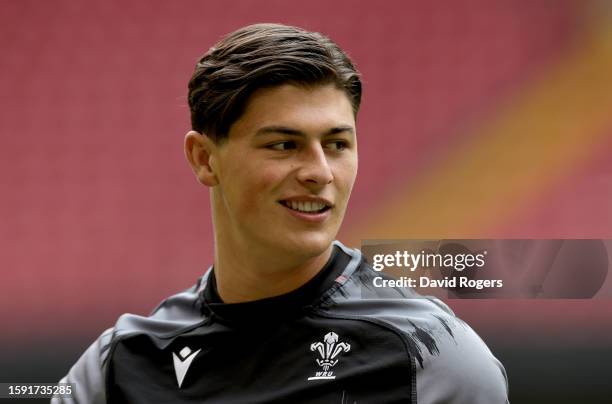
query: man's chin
280 232 335 259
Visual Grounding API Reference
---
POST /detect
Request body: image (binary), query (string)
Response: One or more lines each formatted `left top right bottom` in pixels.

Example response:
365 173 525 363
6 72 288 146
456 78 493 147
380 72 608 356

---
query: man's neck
212 242 334 304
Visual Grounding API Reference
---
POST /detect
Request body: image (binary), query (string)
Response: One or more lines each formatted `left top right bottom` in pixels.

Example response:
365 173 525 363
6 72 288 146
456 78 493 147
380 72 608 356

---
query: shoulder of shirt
328 241 509 403
53 273 211 404
109 270 211 345
89 272 208 366
328 240 457 319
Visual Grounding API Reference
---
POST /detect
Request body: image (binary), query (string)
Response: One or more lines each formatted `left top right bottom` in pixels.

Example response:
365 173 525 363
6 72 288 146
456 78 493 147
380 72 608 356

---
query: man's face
210 83 358 261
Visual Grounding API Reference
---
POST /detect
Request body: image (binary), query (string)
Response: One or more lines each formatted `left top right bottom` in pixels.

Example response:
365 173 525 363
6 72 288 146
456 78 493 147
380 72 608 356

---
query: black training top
55 241 508 403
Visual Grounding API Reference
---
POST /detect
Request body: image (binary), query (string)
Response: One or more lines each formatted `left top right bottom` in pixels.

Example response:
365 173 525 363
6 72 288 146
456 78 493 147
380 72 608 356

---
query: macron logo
172 346 201 388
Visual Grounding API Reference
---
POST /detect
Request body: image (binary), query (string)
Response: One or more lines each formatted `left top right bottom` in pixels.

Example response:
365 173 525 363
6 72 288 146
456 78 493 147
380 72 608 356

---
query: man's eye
268 141 297 151
326 141 348 151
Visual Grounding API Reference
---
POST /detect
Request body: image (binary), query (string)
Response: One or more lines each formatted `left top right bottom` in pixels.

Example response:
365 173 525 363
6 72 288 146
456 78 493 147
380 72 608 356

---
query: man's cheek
255 170 285 194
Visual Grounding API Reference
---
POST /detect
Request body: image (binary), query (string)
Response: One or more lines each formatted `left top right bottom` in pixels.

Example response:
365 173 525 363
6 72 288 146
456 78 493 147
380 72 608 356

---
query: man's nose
296 144 333 187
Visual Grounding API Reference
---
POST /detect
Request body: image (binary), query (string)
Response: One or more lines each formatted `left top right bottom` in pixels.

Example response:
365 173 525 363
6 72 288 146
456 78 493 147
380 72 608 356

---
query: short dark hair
187 23 362 142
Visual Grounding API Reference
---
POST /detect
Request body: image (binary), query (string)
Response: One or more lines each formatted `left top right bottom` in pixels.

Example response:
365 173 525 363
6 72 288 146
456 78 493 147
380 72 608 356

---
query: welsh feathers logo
307 332 351 381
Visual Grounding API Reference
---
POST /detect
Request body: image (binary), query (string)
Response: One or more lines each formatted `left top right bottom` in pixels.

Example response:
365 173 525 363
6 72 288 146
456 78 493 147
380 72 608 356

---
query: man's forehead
232 83 356 135
254 125 355 138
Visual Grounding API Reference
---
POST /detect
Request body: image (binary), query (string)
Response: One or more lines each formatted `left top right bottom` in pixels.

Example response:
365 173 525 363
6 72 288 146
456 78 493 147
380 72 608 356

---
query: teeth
286 201 326 213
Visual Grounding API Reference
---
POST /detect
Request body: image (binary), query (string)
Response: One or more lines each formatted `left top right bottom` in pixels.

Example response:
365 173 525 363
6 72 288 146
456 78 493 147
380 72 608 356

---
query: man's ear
184 131 219 186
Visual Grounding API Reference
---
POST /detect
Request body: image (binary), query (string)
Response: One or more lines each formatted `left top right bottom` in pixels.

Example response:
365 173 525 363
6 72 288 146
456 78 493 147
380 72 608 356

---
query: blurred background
1 0 611 402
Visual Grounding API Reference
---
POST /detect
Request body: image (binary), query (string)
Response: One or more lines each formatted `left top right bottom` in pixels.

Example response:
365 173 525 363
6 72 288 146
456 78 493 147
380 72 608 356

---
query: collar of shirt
200 245 350 325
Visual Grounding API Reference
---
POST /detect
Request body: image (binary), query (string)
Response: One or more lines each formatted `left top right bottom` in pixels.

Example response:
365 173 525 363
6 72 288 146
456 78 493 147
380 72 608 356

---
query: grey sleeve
416 321 509 403
51 328 113 404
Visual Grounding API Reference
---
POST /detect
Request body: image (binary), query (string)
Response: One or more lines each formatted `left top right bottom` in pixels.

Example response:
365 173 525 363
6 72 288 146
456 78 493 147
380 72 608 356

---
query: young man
57 23 508 403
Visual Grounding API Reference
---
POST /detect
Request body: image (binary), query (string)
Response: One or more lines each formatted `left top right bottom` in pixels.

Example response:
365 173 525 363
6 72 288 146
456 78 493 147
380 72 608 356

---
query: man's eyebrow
255 125 354 137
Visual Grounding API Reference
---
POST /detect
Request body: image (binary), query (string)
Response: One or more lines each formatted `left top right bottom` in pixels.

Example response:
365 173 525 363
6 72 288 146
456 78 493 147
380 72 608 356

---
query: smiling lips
279 197 333 222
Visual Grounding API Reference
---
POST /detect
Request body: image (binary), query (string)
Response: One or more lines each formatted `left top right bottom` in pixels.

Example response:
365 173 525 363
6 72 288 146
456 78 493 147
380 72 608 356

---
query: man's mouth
279 200 331 214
